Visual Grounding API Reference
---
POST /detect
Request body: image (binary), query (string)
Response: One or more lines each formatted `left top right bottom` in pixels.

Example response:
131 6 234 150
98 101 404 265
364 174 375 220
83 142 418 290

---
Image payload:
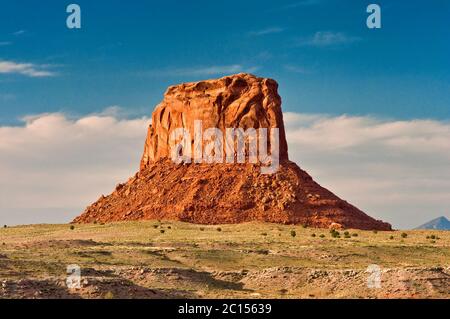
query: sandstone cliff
74 73 391 230
140 73 288 169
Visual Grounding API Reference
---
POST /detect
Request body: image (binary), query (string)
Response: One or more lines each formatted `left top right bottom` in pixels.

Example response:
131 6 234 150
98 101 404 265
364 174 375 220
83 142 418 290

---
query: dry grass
0 221 449 298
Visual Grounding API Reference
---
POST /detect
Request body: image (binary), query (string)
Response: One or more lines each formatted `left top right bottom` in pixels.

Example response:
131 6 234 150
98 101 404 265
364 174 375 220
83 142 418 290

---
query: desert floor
0 221 449 299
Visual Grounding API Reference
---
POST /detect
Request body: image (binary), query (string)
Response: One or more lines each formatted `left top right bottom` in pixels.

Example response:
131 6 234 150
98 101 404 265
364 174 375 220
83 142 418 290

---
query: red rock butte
74 73 392 230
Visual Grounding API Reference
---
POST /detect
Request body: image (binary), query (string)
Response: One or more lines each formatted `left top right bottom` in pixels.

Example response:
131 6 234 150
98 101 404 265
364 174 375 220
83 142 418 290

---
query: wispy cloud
283 64 309 74
145 64 260 77
0 42 11 46
296 31 361 47
0 59 57 77
248 27 285 37
282 0 320 9
0 93 15 101
13 30 26 36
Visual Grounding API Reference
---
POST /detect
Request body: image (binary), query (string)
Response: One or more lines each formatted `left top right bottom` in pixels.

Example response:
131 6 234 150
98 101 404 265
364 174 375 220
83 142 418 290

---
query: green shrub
199 227 205 231
261 232 267 236
389 235 394 240
430 235 436 240
290 230 296 238
153 225 158 229
401 232 408 238
70 225 75 230
311 233 316 237
352 233 358 237
319 234 325 238
344 231 350 236
302 224 308 229
104 291 114 299
216 227 222 232
160 229 165 234
373 230 378 234
331 230 340 238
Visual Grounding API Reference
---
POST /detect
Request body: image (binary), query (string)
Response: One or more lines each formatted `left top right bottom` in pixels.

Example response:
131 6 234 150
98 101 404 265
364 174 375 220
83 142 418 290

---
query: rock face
74 73 392 230
140 73 288 169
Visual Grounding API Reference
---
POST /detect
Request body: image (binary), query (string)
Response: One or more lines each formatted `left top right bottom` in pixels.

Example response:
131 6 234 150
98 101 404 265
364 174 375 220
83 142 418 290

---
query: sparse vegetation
401 232 408 238
330 230 340 238
389 236 394 240
216 227 222 232
104 291 114 299
199 227 205 231
290 230 296 238
70 225 75 230
160 229 165 234
0 221 448 299
352 233 358 237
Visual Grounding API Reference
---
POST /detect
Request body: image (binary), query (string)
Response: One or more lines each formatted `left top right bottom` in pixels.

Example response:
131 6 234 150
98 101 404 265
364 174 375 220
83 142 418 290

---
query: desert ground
0 221 448 299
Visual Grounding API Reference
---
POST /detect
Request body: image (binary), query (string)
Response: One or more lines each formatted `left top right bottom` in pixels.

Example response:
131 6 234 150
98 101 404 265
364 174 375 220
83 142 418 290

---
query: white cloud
145 65 260 77
296 31 361 47
248 27 285 37
0 110 449 228
284 112 450 229
0 59 57 77
0 110 150 225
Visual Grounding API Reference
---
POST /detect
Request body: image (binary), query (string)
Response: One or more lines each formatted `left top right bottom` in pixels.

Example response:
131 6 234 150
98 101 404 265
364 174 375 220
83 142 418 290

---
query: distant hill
415 216 450 230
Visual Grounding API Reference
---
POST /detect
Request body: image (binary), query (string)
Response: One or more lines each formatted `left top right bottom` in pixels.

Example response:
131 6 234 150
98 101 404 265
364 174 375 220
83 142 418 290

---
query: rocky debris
1 266 448 299
74 73 391 230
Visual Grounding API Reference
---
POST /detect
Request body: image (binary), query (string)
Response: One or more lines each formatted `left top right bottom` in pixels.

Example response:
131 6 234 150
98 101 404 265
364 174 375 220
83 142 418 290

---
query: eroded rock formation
74 73 392 230
140 73 288 169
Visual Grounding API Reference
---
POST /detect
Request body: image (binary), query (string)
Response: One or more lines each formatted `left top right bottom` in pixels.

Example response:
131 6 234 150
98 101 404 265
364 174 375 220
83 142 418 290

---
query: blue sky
0 1 449 227
0 0 449 124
